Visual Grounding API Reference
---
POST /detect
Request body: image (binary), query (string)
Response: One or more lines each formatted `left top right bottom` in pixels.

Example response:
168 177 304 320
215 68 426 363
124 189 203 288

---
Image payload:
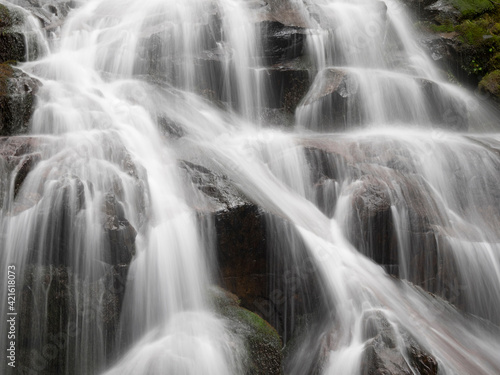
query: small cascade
295 0 478 131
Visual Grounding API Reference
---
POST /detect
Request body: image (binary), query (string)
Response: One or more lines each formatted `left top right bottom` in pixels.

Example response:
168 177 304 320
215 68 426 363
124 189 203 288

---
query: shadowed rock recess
2 0 500 374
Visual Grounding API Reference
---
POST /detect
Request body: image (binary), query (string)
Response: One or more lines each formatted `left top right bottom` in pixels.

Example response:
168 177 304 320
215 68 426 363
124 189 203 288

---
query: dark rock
182 160 326 342
216 203 268 311
211 287 283 375
103 193 137 266
17 264 128 374
401 0 461 23
266 59 310 114
0 4 26 62
361 310 438 375
0 65 41 136
348 176 398 271
260 21 306 66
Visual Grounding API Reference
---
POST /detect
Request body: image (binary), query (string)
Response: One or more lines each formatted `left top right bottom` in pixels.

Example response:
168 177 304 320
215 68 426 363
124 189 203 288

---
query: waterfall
1 0 500 374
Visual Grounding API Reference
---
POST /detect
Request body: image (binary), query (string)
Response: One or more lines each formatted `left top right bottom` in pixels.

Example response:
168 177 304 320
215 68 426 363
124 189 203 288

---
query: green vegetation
210 286 283 375
479 69 500 95
449 0 494 17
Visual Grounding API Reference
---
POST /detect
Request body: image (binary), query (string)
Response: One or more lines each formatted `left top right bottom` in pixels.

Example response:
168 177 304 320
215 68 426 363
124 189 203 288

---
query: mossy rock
449 0 494 18
211 287 283 375
479 69 500 98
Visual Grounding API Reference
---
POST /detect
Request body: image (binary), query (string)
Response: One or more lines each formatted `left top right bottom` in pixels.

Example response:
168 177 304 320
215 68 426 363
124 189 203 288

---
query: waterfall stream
1 0 500 374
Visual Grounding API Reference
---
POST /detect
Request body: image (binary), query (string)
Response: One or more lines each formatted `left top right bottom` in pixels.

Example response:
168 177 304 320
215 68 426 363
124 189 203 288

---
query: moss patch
479 69 500 96
450 0 494 18
210 287 283 375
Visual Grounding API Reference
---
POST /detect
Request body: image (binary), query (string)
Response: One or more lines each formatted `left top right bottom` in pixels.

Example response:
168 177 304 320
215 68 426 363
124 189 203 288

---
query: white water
1 0 500 374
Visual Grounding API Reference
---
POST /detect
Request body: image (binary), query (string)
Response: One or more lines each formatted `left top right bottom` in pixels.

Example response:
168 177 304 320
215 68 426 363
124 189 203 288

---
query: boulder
103 193 137 266
0 64 41 136
360 310 438 375
211 287 283 375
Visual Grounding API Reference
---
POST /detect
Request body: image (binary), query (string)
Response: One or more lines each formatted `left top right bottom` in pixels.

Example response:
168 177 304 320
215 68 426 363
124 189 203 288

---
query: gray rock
0 66 41 136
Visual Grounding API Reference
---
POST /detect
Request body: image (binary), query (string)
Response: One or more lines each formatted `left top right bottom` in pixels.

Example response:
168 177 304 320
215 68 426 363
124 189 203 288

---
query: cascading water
1 0 500 374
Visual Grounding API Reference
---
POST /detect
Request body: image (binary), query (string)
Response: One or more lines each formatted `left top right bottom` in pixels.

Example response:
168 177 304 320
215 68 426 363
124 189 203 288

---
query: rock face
211 287 283 375
1 136 139 374
300 137 458 297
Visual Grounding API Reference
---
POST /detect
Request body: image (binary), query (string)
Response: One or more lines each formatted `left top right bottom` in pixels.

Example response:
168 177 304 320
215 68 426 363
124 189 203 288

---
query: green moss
234 308 279 339
479 69 500 97
430 22 456 33
456 19 489 44
486 51 500 69
450 0 494 18
210 287 283 375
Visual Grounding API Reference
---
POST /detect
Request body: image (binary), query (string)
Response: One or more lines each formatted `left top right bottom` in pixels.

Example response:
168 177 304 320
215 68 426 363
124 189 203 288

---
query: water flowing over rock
1 0 500 374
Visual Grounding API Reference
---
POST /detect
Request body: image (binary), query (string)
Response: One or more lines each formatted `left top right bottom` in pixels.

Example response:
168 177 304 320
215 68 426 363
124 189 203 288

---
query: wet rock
182 160 325 341
157 115 185 139
266 59 311 114
300 137 450 285
216 203 268 312
298 68 362 131
402 0 461 23
418 78 468 130
17 264 127 374
103 193 137 266
0 65 41 136
211 287 283 375
348 176 398 271
0 136 42 205
361 310 438 375
0 3 27 62
180 160 248 212
260 21 306 66
298 68 468 130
